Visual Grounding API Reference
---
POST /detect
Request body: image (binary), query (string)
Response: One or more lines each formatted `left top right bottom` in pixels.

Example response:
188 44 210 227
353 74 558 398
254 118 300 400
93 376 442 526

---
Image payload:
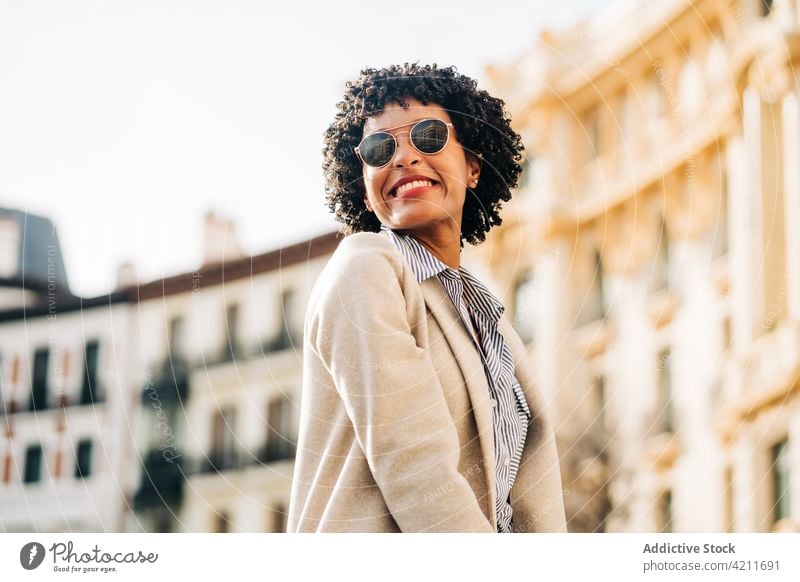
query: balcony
185 440 296 478
258 439 296 464
259 327 300 354
14 389 106 417
132 448 185 511
141 355 190 406
189 447 251 475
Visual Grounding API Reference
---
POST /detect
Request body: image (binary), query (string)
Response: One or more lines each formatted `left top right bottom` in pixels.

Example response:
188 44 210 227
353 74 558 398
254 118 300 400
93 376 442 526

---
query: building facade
127 221 339 533
478 0 800 532
0 207 133 532
0 207 340 533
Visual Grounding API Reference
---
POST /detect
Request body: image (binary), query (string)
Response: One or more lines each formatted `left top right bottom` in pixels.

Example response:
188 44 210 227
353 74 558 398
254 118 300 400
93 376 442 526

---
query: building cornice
130 230 342 301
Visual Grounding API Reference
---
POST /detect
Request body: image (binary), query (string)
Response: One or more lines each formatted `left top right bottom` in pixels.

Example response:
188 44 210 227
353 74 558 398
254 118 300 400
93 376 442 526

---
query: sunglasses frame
355 118 455 168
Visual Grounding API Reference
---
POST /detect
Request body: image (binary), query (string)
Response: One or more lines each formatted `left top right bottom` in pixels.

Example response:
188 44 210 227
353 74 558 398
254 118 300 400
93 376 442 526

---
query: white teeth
393 180 434 196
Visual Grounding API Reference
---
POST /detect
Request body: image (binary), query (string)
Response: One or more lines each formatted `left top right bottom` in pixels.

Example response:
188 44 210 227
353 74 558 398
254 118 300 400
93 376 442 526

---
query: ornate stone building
476 0 800 532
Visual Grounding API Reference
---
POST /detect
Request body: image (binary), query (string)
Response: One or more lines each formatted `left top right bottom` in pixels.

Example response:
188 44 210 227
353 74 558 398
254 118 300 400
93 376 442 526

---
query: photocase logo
20 542 46 570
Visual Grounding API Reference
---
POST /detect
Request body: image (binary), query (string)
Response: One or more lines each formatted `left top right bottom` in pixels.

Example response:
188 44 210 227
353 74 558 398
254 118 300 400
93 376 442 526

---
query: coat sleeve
306 236 494 532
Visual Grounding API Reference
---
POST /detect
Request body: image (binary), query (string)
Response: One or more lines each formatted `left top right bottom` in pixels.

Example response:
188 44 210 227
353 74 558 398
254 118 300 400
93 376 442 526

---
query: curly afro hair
322 62 525 246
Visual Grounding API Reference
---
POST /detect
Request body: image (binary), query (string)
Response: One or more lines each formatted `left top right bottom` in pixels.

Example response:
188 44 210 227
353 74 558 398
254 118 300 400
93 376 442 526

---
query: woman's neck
402 227 461 269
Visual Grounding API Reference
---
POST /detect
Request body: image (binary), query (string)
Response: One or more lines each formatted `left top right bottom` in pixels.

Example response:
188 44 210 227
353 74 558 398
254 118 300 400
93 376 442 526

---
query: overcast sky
0 0 607 297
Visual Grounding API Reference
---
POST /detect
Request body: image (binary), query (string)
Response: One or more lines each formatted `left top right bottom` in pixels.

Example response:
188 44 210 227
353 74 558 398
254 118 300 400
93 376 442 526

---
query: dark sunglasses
355 118 454 168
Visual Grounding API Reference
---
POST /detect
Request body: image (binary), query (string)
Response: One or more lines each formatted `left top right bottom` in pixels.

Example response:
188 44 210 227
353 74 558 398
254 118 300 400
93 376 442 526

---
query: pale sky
0 0 607 297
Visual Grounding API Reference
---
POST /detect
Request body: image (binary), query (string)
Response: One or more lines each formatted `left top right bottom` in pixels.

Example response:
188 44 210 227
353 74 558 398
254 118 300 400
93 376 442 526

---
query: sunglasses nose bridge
391 130 422 166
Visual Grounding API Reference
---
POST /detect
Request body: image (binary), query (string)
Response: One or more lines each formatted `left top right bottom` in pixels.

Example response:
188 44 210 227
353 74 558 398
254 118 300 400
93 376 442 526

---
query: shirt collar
379 224 448 283
379 225 505 322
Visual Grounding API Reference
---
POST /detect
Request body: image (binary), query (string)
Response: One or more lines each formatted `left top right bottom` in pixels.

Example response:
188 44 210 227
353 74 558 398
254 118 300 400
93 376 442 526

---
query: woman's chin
387 219 439 234
385 209 454 231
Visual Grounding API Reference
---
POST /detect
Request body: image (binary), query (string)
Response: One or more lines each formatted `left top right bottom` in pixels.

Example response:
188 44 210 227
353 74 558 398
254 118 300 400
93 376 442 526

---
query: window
210 407 238 471
276 289 298 349
268 503 287 533
592 250 604 317
659 490 673 532
771 439 790 524
593 372 607 430
75 439 92 479
711 151 729 258
264 396 295 462
24 444 43 484
214 510 231 533
583 107 602 161
168 316 185 358
652 216 670 291
723 464 734 532
513 270 537 343
654 348 674 433
30 348 50 411
222 304 239 361
722 316 732 351
756 95 786 334
154 511 172 533
80 341 100 405
575 249 605 327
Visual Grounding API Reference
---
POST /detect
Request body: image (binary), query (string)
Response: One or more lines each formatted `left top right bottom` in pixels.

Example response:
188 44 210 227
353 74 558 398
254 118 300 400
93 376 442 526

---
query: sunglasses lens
411 119 449 154
359 133 395 167
358 119 450 167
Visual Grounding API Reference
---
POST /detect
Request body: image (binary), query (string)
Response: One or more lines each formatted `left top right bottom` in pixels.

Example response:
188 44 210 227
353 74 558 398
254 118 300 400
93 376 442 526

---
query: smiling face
360 97 481 243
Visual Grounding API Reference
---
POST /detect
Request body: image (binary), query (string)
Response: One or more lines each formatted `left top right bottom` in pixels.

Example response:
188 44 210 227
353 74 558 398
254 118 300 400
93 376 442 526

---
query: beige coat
287 232 566 532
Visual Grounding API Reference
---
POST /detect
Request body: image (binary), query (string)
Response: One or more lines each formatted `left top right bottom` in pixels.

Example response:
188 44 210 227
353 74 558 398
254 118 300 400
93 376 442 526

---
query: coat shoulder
322 231 404 281
335 231 399 258
306 231 407 317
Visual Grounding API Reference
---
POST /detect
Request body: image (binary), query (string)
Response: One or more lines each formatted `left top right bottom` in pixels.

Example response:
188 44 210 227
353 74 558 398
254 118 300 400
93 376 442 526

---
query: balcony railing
258 439 296 464
189 447 251 475
2 383 108 417
184 440 296 477
141 355 190 406
260 327 300 354
132 448 185 511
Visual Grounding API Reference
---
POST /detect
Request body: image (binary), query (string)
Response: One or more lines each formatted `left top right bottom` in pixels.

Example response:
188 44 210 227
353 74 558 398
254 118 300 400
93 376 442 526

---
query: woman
287 63 566 533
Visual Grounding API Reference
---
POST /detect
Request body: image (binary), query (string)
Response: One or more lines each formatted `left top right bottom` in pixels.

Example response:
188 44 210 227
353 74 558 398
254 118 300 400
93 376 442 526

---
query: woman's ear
468 153 482 188
363 197 373 212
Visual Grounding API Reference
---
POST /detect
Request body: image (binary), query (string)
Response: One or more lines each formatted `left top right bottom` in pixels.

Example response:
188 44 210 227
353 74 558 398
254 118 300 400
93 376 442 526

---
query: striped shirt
379 225 531 533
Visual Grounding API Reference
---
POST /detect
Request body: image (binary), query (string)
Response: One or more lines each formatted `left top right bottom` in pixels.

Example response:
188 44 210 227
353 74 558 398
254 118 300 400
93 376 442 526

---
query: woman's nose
392 133 421 167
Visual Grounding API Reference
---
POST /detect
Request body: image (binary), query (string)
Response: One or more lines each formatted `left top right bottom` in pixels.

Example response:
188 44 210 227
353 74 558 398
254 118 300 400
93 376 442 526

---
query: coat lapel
419 277 497 529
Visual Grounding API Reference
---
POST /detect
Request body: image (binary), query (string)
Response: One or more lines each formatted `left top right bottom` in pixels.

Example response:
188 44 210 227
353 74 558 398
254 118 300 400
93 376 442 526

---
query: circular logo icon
20 542 46 570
